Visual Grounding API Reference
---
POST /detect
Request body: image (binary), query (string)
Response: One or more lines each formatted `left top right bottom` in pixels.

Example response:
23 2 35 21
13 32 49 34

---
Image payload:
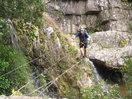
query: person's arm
75 32 80 37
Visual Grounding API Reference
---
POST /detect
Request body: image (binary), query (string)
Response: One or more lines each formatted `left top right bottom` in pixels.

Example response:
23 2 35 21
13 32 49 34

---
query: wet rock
46 27 54 37
77 73 92 87
54 37 61 49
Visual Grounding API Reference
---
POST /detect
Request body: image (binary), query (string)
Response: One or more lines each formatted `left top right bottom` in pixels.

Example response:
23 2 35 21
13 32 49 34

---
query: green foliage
16 20 39 42
0 45 34 95
121 58 132 98
0 77 10 90
38 73 48 93
80 81 121 99
97 42 115 48
65 46 75 55
12 89 22 96
0 17 34 95
0 0 45 27
0 18 12 94
119 36 126 47
0 0 45 96
128 20 132 32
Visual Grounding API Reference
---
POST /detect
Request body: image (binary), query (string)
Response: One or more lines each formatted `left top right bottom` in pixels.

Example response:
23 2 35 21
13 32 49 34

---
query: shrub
80 80 121 99
0 17 34 95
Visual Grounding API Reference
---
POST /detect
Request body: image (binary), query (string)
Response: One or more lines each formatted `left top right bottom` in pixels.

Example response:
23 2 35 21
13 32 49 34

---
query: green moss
16 21 39 42
119 36 126 47
51 32 58 40
128 19 132 33
121 58 132 98
97 42 116 48
47 58 92 98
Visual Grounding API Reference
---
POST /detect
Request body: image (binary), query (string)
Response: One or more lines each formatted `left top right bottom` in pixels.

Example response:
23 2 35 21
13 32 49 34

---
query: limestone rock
92 31 132 47
86 0 101 14
64 0 86 15
89 46 132 69
88 31 132 69
46 0 131 33
54 37 61 49
46 27 54 37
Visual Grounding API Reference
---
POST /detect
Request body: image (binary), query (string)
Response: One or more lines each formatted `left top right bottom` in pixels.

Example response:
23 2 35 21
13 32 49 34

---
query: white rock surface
88 31 132 69
46 27 54 37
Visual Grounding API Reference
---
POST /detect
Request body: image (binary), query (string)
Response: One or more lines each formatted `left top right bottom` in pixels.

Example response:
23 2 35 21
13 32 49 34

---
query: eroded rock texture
88 31 132 69
46 0 132 33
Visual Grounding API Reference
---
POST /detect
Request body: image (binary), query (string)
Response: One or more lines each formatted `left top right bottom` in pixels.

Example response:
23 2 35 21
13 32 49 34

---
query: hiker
74 27 89 58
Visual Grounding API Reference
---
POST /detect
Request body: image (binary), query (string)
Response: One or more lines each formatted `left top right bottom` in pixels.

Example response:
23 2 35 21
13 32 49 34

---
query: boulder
86 0 101 14
91 31 132 47
88 45 132 69
88 31 132 69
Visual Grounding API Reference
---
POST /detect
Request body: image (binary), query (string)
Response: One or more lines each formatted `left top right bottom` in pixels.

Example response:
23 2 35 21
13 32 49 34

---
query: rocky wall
46 0 132 33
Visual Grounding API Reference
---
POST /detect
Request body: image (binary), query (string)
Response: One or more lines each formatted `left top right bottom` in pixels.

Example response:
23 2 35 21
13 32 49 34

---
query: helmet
80 26 85 30
79 26 86 31
80 28 85 31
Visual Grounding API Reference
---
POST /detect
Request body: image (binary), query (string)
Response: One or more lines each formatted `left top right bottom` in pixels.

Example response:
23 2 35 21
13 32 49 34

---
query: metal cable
27 60 81 96
0 57 41 78
12 54 69 95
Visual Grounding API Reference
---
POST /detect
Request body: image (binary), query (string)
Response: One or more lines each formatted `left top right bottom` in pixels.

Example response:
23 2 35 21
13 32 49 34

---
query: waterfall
88 60 101 83
7 19 18 47
84 58 108 92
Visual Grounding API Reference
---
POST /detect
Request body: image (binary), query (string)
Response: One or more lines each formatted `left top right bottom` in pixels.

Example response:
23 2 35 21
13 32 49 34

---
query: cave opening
90 59 123 84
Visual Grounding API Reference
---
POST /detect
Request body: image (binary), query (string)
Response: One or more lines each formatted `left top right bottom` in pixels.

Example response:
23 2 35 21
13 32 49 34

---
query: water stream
7 19 49 97
85 58 108 92
88 60 100 83
89 59 129 95
7 19 18 47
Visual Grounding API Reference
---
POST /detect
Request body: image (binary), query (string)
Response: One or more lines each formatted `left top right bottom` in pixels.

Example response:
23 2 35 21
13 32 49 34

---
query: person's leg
79 43 84 57
80 48 84 57
84 48 86 57
84 43 88 57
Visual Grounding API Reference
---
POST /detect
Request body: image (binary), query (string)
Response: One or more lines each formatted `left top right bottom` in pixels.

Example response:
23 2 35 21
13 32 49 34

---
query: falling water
84 58 108 92
88 60 100 83
7 19 18 47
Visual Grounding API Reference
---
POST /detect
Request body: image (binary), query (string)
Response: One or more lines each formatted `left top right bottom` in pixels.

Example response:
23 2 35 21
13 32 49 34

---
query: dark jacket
75 32 89 43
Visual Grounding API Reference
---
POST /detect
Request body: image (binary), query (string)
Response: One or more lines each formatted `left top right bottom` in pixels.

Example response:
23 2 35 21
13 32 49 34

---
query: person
74 27 89 58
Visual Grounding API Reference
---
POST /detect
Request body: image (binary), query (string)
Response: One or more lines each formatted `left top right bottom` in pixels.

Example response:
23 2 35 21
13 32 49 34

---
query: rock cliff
45 0 132 69
46 0 132 33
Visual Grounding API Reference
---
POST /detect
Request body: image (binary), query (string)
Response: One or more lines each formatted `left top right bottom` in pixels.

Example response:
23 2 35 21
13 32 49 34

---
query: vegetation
97 42 115 48
0 18 34 95
0 0 131 98
0 0 45 27
121 58 132 98
0 0 45 96
119 36 126 47
80 81 121 99
128 19 132 33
